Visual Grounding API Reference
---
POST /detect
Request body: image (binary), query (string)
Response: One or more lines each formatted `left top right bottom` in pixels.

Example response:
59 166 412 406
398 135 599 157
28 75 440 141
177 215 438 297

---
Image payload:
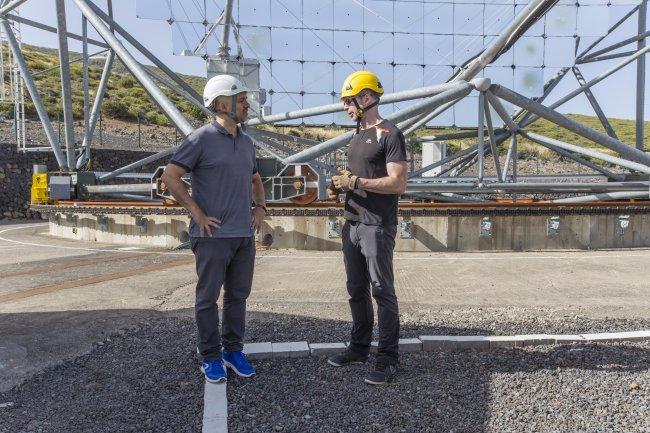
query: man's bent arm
357 161 407 195
252 172 266 208
161 163 205 219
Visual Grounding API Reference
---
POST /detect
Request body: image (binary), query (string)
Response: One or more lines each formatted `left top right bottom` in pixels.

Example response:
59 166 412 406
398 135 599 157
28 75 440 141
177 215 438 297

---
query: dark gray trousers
342 221 400 363
191 236 255 360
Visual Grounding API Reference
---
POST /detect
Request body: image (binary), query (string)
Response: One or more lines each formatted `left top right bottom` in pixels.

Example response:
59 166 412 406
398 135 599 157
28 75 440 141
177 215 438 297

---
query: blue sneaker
200 358 227 383
222 349 256 377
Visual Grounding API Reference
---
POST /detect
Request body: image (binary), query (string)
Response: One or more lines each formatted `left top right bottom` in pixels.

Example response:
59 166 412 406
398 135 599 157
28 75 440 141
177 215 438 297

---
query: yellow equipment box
31 172 49 204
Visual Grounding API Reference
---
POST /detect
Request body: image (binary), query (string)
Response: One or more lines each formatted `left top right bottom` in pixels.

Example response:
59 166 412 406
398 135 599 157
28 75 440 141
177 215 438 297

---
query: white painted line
202 382 228 433
117 246 144 251
257 252 650 261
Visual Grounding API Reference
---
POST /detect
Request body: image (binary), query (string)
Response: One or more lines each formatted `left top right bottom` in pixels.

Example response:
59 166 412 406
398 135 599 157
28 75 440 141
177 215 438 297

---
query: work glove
331 168 359 192
326 181 341 200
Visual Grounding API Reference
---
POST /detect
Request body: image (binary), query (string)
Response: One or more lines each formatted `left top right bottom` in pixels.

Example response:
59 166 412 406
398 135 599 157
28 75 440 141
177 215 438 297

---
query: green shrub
102 99 131 120
119 76 136 88
154 114 169 126
185 103 207 121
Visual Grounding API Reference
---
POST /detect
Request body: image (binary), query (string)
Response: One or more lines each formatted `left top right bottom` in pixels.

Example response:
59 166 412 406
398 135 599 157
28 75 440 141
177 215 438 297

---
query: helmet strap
228 94 239 123
352 97 379 134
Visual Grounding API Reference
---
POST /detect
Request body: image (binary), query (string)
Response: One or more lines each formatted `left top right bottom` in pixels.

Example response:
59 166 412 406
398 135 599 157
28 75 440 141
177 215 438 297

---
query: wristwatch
254 204 267 214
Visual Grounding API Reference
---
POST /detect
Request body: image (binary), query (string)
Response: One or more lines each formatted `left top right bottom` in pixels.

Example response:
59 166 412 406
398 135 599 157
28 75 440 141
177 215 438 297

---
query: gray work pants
191 236 255 360
342 221 400 363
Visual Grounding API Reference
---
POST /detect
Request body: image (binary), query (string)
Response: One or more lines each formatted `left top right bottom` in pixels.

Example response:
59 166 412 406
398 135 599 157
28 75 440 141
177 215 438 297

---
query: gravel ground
1 308 649 433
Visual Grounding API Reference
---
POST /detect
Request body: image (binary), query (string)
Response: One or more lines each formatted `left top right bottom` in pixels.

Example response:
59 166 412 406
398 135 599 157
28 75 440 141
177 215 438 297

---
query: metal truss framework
0 0 649 203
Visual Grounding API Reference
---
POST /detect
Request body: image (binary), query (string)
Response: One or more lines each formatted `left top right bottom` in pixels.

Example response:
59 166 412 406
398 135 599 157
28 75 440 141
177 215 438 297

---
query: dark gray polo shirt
170 121 258 239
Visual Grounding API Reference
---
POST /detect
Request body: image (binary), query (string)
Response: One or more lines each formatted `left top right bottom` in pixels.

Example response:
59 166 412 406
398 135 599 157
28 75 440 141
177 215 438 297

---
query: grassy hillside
1 44 648 157
0 44 208 126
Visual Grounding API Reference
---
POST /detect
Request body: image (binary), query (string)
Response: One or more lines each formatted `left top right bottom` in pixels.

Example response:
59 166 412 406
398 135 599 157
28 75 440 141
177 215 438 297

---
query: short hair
360 89 381 101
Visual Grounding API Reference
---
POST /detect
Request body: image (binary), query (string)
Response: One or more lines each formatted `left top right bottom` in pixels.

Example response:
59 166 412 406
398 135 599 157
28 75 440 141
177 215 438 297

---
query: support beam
552 191 650 203
485 92 518 132
525 134 624 181
521 45 650 129
637 0 647 151
81 51 114 157
522 131 650 175
0 19 66 168
502 133 517 182
477 93 485 183
55 0 76 169
84 0 202 104
405 181 649 194
75 0 193 136
576 3 640 59
247 83 460 126
483 94 502 181
490 84 650 166
571 66 618 139
0 0 28 17
78 15 90 169
579 30 650 62
218 0 234 57
576 50 638 64
403 0 551 136
283 82 473 164
5 13 110 49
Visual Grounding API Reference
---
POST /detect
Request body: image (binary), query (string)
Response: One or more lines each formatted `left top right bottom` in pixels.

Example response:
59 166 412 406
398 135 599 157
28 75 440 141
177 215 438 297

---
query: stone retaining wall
0 142 167 221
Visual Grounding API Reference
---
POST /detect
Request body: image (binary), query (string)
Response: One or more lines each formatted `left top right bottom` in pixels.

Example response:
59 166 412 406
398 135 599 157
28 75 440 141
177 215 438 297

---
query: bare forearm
252 178 266 207
163 176 203 218
358 176 405 195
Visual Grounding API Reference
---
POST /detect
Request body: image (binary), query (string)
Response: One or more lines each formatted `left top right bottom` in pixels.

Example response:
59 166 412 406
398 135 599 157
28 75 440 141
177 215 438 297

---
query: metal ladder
1 12 26 151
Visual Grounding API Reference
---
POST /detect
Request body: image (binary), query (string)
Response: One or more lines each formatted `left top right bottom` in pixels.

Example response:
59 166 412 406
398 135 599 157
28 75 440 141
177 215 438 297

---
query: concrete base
43 205 650 251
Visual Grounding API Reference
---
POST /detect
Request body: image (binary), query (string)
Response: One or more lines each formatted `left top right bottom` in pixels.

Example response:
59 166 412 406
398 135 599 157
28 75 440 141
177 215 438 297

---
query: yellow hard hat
340 70 384 99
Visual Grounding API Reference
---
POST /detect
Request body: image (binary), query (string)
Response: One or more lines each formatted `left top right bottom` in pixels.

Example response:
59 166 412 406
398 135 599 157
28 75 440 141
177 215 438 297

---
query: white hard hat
202 75 250 108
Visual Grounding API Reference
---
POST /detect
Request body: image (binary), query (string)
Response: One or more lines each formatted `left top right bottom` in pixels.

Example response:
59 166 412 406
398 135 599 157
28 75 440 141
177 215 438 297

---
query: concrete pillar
421 141 447 176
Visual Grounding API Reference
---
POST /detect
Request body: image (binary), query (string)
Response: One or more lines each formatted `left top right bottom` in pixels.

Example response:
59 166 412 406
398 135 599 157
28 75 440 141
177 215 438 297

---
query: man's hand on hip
332 168 359 192
194 211 221 237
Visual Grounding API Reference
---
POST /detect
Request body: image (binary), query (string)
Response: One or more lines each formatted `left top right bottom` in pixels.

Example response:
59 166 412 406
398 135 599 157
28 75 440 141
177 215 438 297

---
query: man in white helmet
161 75 266 383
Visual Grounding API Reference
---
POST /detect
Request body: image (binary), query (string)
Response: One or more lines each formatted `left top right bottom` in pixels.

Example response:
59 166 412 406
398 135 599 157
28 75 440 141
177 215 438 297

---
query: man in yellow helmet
327 70 408 385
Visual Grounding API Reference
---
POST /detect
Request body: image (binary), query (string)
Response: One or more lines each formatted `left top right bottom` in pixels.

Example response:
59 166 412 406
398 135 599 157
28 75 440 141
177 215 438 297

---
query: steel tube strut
637 0 647 151
576 51 638 64
576 3 641 59
490 84 650 165
580 30 650 62
283 82 473 164
522 132 650 175
5 13 110 48
78 15 90 169
0 19 67 168
81 51 114 158
0 0 28 17
218 0 234 57
74 0 193 135
83 0 202 104
477 93 485 183
522 45 650 128
55 0 76 169
247 83 461 126
403 0 552 135
84 184 152 194
524 134 623 181
405 182 649 194
571 66 618 139
552 191 650 203
483 95 502 181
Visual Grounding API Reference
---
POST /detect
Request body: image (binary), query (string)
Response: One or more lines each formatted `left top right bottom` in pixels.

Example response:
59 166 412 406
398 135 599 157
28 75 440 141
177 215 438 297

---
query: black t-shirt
344 120 407 226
